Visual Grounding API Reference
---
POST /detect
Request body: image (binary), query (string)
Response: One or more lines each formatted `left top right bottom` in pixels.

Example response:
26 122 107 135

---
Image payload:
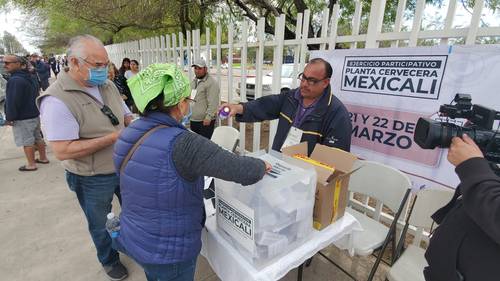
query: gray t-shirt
172 131 265 186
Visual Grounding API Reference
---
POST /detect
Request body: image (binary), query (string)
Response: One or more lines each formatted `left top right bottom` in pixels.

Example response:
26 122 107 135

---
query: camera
414 94 500 163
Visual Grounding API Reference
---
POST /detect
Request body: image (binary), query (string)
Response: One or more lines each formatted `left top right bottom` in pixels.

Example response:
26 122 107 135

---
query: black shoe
104 261 128 281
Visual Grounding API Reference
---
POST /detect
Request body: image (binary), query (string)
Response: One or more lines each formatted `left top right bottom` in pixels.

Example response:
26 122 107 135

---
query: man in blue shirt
3 55 49 171
222 58 351 155
30 53 50 91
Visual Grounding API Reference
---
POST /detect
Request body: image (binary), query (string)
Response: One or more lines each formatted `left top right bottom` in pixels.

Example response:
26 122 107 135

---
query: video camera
414 94 500 164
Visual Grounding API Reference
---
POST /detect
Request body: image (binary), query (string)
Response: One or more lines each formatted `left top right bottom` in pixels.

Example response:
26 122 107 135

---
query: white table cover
201 212 362 281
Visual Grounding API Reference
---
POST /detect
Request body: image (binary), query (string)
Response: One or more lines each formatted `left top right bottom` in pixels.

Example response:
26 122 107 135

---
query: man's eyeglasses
101 105 120 126
3 61 19 65
79 57 109 69
185 97 195 105
297 73 329 85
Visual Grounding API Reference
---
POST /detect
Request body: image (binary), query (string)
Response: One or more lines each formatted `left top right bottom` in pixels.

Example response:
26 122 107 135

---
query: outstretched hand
219 103 243 117
264 161 272 173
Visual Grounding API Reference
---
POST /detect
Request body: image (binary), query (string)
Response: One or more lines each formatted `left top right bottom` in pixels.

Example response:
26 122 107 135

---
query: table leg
305 257 313 267
297 263 304 281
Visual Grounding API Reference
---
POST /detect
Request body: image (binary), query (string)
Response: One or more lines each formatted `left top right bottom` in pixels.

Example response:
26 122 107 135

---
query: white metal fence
106 0 500 155
105 0 499 244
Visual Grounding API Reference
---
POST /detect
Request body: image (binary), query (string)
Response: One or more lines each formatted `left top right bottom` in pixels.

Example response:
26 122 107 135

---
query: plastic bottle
105 212 121 238
219 106 231 120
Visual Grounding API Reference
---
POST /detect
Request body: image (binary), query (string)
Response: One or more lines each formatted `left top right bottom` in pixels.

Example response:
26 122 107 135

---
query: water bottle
105 212 120 238
0 113 5 126
219 106 230 120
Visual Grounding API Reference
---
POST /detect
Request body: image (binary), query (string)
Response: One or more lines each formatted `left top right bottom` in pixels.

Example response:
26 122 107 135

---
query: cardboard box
282 142 358 230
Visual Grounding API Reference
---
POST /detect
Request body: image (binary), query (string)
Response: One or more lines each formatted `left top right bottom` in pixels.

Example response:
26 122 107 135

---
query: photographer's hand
447 134 484 167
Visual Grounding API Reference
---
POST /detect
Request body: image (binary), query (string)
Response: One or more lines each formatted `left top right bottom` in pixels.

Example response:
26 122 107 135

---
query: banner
312 45 500 188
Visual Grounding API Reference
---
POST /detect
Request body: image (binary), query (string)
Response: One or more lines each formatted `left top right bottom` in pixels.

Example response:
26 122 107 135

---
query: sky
413 1 499 30
0 6 39 53
0 1 498 53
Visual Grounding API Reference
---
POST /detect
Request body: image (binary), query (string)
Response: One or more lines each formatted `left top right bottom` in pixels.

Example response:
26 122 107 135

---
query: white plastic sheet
201 212 362 281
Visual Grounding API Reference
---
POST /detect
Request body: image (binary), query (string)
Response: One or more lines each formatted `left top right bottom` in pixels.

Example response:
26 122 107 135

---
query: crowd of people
2 33 498 281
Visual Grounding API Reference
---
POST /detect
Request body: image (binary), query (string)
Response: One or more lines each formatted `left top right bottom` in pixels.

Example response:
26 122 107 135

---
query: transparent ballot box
215 150 317 266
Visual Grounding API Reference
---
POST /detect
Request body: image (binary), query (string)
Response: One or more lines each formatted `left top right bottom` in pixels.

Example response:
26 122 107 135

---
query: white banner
312 45 500 188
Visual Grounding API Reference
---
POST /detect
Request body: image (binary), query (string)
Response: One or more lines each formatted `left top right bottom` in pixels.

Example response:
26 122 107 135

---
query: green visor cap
127 63 190 113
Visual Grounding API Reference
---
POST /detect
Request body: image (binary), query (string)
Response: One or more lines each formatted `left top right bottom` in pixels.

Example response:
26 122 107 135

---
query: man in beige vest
37 35 133 281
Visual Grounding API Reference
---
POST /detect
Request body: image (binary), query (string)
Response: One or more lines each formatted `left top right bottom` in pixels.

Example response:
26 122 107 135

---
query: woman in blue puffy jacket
113 63 270 281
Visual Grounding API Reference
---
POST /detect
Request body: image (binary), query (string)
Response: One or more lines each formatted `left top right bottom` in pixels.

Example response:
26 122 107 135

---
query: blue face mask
86 67 108 86
181 103 192 126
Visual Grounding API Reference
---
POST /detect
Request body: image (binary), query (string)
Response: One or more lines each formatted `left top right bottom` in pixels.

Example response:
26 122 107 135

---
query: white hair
66 35 104 67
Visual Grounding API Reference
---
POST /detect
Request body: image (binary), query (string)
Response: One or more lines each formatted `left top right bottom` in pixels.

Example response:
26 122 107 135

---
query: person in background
37 35 134 281
189 58 219 139
221 58 351 156
62 55 68 67
42 55 51 79
56 56 61 74
48 54 59 77
116 59 134 109
3 55 49 171
124 60 139 79
113 63 270 281
118 58 130 76
107 62 125 98
30 53 50 91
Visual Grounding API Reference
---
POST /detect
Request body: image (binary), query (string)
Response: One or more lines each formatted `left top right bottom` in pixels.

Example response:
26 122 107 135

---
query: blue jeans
65 170 121 266
112 239 196 281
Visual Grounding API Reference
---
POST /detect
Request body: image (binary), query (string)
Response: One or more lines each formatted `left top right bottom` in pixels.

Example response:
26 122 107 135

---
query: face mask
181 103 192 126
86 67 108 86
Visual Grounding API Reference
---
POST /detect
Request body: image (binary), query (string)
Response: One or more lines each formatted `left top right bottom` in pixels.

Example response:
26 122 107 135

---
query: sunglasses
101 105 120 126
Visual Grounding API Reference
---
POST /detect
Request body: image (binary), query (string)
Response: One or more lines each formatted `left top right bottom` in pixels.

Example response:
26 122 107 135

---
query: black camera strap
431 185 462 225
77 89 108 109
77 90 119 125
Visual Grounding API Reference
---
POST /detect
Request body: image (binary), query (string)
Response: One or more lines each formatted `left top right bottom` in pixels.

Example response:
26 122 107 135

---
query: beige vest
37 70 125 176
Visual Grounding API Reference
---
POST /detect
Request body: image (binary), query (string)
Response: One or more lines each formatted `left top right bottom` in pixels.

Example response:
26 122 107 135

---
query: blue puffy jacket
113 112 205 264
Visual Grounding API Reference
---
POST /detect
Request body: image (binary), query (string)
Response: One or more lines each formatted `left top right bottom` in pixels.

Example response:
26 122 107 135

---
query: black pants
51 66 59 77
190 120 215 139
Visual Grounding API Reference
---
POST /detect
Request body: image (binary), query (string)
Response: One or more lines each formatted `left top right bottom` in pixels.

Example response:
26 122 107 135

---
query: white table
200 212 362 281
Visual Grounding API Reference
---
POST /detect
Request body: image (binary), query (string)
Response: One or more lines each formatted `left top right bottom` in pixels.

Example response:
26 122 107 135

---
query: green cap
127 63 190 113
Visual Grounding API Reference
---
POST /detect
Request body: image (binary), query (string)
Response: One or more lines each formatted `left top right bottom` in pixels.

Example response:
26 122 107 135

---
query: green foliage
9 0 212 53
7 0 500 54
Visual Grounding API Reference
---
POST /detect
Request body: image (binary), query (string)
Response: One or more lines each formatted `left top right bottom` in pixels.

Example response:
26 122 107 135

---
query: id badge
190 89 197 99
281 126 303 151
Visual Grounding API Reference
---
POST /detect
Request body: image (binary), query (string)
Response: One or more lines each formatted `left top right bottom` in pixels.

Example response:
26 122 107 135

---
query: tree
8 0 216 52
223 0 500 49
5 0 499 53
1 31 27 55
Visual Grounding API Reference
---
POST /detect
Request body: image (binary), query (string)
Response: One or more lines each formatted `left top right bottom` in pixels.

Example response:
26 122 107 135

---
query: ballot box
215 151 317 266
